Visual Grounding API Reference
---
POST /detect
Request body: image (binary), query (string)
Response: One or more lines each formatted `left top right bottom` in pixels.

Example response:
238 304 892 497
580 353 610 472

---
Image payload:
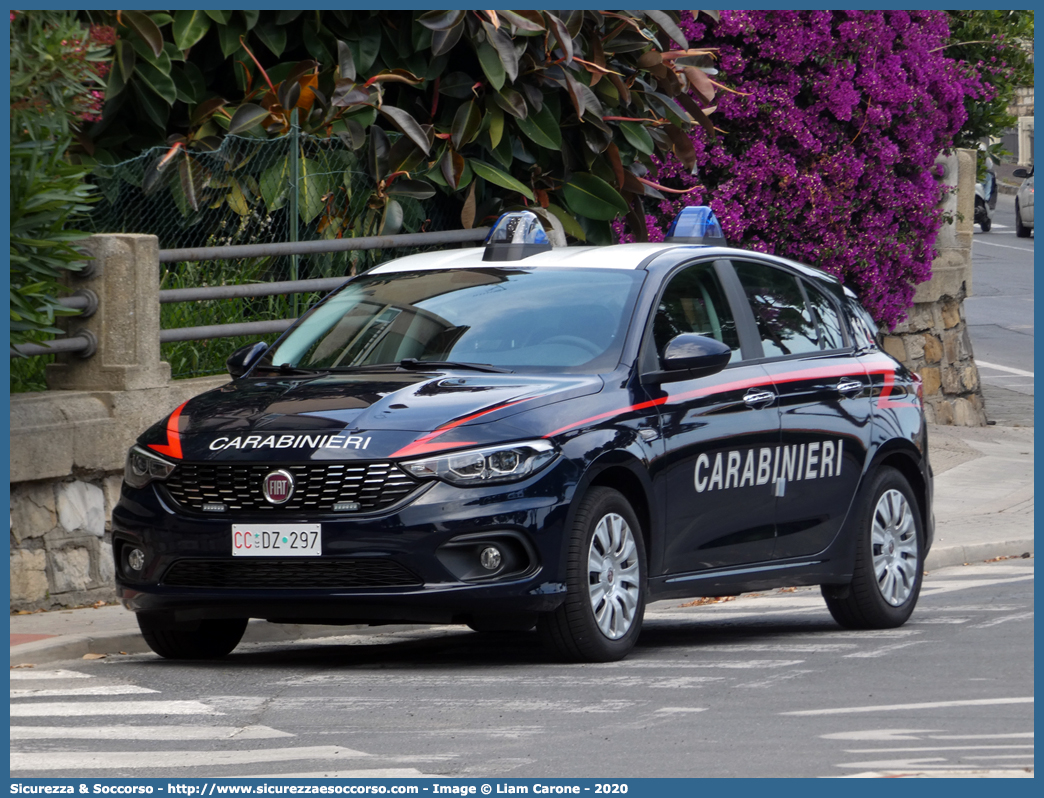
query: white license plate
232 524 321 557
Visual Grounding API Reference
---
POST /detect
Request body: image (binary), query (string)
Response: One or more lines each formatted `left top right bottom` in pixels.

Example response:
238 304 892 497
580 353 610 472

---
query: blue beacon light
482 211 553 262
665 206 728 245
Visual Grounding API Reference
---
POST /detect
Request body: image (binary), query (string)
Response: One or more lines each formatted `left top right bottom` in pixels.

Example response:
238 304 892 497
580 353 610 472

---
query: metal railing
10 227 490 359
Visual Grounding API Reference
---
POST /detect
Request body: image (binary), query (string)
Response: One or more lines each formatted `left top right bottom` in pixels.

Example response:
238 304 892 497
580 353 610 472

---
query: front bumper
112 462 576 626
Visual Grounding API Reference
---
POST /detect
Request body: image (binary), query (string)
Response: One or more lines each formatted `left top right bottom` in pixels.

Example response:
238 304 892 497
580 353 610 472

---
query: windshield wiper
398 358 513 374
272 363 328 376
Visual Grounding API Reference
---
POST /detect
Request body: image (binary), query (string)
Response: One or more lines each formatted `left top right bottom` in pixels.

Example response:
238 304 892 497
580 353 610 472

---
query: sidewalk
10 423 1034 667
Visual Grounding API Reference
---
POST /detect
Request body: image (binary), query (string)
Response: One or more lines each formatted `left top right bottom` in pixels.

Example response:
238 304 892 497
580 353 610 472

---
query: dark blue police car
113 208 933 662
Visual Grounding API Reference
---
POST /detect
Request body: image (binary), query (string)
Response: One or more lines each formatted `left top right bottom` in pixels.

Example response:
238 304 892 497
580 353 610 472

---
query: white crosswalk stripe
10 725 293 740
9 668 445 778
11 684 158 698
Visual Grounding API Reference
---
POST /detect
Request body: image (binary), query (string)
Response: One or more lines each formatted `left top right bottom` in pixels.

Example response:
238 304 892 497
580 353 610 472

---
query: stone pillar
882 148 987 426
45 234 170 391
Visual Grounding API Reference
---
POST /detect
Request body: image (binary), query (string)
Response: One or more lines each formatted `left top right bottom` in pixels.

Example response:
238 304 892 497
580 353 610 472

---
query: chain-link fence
85 130 460 380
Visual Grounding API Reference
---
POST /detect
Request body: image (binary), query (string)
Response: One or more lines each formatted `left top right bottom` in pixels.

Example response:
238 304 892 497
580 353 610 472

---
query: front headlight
124 445 177 489
402 440 557 486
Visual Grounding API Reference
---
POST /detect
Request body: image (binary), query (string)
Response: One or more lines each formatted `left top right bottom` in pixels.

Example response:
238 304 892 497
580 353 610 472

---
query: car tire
137 615 248 660
538 487 646 662
1015 201 1030 238
975 197 991 232
822 467 923 629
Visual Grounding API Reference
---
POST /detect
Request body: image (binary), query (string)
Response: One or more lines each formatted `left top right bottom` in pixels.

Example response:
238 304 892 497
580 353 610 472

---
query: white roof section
369 243 685 274
367 240 843 287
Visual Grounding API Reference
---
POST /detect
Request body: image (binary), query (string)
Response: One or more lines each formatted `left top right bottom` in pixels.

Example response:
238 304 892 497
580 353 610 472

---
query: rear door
729 260 873 560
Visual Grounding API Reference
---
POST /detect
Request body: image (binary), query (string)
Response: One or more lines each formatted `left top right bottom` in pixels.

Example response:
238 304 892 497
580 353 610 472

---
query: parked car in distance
1013 166 1034 238
113 208 934 663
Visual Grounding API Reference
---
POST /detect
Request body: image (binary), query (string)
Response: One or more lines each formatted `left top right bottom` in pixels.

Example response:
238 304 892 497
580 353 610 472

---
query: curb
924 539 1034 572
12 545 1033 667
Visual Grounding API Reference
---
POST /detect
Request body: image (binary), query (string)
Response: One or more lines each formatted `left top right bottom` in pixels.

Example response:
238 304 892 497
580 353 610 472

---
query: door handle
743 389 776 408
837 379 864 397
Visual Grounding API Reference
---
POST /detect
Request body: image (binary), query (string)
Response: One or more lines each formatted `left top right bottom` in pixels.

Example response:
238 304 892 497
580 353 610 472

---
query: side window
652 262 741 360
733 261 820 358
803 281 846 350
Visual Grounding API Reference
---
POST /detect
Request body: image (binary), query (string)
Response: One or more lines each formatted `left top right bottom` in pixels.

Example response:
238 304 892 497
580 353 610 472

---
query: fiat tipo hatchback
113 209 933 662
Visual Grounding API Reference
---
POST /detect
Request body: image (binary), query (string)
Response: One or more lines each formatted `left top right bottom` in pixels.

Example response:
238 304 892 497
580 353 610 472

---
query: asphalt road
10 558 1033 779
967 193 1034 426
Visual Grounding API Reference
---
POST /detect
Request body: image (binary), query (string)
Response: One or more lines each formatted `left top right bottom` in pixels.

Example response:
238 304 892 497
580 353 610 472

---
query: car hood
139 370 604 462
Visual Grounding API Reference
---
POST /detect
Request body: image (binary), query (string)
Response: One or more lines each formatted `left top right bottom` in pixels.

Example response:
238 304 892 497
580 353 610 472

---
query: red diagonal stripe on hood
148 401 188 460
391 397 537 459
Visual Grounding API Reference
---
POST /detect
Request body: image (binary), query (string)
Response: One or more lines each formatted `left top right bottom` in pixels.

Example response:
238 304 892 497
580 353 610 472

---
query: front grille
163 462 421 514
162 558 423 589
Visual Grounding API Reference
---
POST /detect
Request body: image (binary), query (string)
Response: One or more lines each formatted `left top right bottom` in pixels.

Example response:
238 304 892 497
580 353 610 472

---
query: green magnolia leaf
471 161 534 201
380 107 431 155
417 10 466 32
439 72 475 99
218 19 246 59
136 61 178 105
431 22 464 58
380 199 404 235
515 103 562 150
130 36 172 72
120 10 164 58
205 10 232 24
171 69 198 103
355 27 381 73
183 62 207 102
337 40 356 81
481 22 519 83
499 10 546 33
619 121 655 155
546 203 587 241
226 179 250 216
488 104 505 149
451 101 482 151
115 40 136 85
562 173 629 221
441 148 465 189
368 126 389 181
493 88 527 119
241 10 260 30
173 10 211 51
643 10 688 48
227 103 270 135
255 22 287 57
299 157 333 225
544 13 573 64
476 42 506 91
178 156 209 212
190 96 227 126
491 127 513 168
386 179 436 200
260 157 291 211
131 82 170 130
277 80 302 113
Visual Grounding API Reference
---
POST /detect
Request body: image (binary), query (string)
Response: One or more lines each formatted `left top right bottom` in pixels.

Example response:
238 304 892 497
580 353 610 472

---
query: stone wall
9 376 228 611
880 148 987 426
9 233 231 611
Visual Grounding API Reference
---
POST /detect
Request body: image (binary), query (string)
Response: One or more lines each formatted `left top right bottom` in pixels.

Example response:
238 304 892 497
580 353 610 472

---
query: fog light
127 548 146 572
479 546 502 571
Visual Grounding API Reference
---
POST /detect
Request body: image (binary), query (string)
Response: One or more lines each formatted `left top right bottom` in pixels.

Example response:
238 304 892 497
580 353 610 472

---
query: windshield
260 267 645 373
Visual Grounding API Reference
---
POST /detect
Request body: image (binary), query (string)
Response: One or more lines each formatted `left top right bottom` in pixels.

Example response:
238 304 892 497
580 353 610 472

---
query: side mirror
648 334 732 384
226 342 269 378
1013 167 1032 179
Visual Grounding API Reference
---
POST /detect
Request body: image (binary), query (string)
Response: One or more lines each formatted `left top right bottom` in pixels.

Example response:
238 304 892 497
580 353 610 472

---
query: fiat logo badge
262 470 295 505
